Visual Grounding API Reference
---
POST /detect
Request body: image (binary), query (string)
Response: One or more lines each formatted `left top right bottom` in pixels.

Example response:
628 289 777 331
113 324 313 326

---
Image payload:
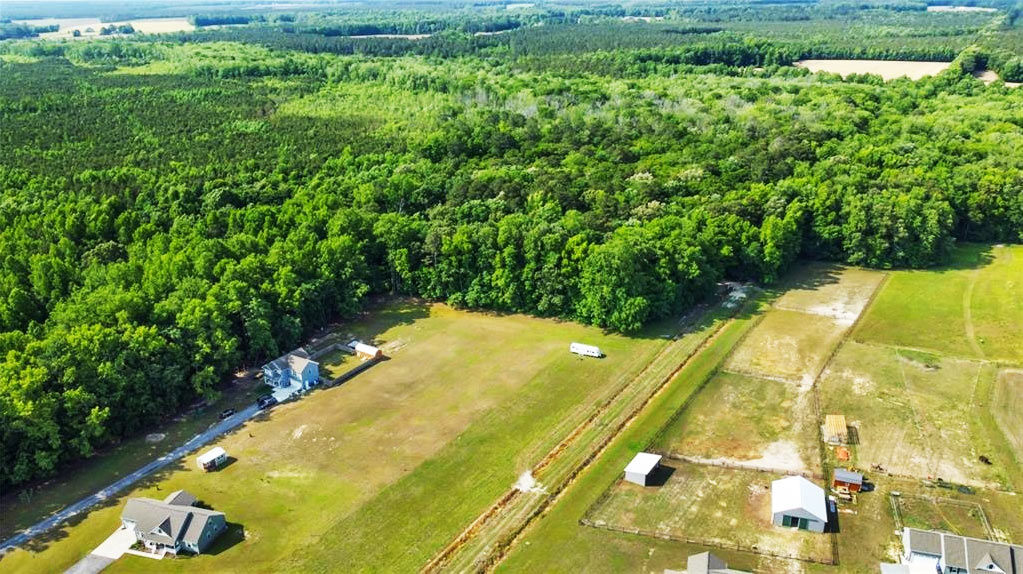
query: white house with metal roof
771 475 828 533
624 452 662 486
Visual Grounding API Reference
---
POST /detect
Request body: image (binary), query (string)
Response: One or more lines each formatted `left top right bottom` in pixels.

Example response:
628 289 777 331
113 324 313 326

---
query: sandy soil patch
927 5 997 11
795 59 952 80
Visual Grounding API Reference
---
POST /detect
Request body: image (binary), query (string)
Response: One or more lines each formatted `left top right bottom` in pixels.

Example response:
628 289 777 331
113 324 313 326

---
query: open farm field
854 244 1023 363
585 461 834 564
1 302 672 574
652 371 820 474
795 60 952 80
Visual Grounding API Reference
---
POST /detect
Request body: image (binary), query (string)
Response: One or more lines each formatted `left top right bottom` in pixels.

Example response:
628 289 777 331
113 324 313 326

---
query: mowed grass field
854 244 1023 363
1 302 672 574
586 461 833 563
993 369 1023 457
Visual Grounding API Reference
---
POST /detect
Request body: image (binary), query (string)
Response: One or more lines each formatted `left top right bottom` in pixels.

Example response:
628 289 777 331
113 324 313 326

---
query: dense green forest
2 1 1022 491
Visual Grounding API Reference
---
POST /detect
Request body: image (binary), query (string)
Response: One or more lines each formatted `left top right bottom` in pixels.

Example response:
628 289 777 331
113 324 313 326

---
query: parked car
256 395 278 409
219 408 236 420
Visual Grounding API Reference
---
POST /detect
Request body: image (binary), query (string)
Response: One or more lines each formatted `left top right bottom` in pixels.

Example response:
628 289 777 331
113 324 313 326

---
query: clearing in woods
794 59 952 80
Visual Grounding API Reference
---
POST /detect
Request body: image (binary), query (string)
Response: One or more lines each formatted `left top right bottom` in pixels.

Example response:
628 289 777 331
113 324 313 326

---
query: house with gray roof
120 490 226 555
262 347 320 391
879 527 1023 574
682 551 750 573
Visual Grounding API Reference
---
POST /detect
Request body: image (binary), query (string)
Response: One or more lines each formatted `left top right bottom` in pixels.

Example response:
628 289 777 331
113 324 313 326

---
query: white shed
570 342 602 358
623 452 662 486
354 342 382 360
771 476 828 532
197 447 227 472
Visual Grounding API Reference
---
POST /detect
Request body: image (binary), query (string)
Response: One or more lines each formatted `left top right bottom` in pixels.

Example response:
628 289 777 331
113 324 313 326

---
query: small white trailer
570 342 602 358
197 447 227 472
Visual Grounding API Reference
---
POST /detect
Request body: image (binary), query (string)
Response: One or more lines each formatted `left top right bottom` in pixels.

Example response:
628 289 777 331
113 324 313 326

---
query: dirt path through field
963 269 985 359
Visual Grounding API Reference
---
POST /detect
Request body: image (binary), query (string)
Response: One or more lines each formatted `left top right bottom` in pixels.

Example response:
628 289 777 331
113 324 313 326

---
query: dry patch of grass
818 341 1007 488
725 309 847 383
586 462 833 564
653 372 820 473
992 369 1023 458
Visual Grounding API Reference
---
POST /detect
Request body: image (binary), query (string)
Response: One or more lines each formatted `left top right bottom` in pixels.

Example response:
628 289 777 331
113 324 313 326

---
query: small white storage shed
623 452 662 486
354 342 382 360
570 342 602 358
197 447 227 472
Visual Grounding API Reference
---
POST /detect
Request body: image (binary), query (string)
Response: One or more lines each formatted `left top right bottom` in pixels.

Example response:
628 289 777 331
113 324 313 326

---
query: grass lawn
992 369 1023 459
652 371 820 474
897 496 990 539
0 377 266 540
854 244 1023 363
1 302 673 574
725 308 849 383
818 341 1012 488
315 347 358 380
586 461 833 563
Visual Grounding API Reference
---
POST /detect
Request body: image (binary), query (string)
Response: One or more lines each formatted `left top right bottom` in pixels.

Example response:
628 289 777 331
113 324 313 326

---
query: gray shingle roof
903 528 1023 574
121 492 224 548
163 490 197 507
833 468 863 485
906 528 943 556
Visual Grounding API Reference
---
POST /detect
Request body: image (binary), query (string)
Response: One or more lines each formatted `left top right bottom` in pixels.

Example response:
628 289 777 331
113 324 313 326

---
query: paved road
0 403 261 554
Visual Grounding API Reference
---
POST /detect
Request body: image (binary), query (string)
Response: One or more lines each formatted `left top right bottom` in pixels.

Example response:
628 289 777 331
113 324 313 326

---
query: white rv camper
569 342 602 358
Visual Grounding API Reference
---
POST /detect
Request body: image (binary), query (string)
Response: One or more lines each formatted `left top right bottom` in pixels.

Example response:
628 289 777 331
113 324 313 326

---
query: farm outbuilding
771 476 828 533
354 342 382 360
824 414 849 444
196 447 227 472
832 468 864 493
570 342 602 358
685 551 750 574
623 452 662 486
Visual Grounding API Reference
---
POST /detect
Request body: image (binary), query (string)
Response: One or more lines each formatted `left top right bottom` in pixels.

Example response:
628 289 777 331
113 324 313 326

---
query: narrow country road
0 403 262 554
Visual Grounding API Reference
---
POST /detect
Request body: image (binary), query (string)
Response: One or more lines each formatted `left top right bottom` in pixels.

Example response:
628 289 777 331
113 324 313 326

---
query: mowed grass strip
653 371 819 473
495 301 767 574
854 244 1023 362
5 303 666 574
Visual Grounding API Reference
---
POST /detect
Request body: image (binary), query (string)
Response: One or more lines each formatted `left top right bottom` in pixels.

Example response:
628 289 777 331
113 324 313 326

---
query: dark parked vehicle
219 408 236 420
257 395 278 409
